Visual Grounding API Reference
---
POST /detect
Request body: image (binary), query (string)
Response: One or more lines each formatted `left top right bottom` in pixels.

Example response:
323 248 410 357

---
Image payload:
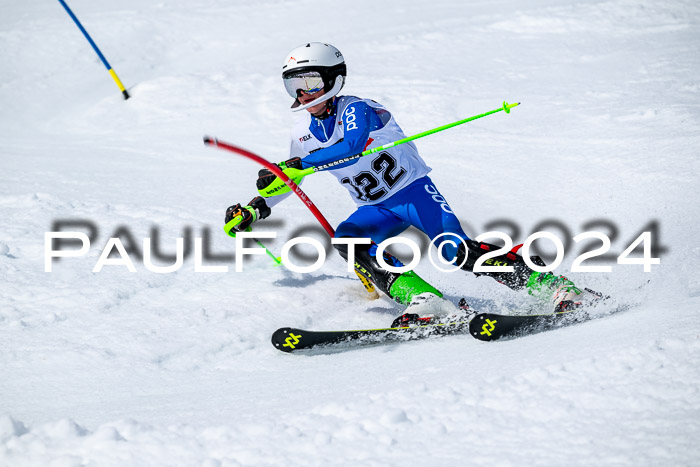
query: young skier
225 42 589 324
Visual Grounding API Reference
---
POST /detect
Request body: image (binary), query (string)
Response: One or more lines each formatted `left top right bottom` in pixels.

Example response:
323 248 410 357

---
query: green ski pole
260 101 520 197
254 237 282 266
226 224 282 266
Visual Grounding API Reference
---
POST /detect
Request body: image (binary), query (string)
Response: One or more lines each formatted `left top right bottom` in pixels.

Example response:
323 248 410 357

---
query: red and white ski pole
204 136 378 298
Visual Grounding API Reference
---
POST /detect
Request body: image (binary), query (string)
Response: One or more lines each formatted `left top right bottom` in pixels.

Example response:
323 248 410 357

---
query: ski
272 302 619 353
271 320 471 353
468 308 589 341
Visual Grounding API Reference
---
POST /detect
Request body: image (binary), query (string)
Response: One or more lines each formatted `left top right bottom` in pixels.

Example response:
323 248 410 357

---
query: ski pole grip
223 215 243 237
503 101 520 114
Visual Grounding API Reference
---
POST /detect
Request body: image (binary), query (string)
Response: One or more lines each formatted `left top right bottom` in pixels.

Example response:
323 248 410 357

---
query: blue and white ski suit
280 95 470 262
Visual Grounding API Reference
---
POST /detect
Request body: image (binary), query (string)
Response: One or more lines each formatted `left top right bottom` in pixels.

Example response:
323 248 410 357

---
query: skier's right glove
224 196 271 235
256 157 304 197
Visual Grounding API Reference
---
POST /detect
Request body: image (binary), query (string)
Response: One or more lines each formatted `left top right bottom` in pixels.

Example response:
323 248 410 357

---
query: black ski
271 320 471 353
468 309 589 341
272 305 615 352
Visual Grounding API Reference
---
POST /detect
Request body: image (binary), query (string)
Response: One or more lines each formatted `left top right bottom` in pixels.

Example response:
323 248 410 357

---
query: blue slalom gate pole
57 0 130 99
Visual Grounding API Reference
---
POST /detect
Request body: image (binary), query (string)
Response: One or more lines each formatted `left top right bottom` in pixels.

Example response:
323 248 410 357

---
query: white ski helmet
282 42 346 111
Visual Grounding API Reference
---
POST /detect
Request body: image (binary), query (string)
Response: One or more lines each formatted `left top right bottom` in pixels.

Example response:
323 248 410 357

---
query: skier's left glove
224 196 271 235
256 157 304 197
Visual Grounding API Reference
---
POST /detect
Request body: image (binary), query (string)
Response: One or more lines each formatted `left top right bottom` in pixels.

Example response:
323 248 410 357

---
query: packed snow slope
2 0 700 465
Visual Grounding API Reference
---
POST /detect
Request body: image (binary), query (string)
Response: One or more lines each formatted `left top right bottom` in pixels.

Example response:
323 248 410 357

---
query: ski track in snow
1 0 700 465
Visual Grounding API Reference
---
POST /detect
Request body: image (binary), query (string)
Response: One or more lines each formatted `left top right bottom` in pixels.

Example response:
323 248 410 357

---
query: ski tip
469 313 501 342
203 135 216 145
271 327 300 353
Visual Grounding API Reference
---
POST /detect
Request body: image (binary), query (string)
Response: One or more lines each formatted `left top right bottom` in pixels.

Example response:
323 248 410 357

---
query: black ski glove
256 157 303 191
224 196 271 232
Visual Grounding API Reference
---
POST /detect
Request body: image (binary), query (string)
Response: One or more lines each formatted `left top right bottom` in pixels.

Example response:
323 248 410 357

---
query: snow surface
1 0 700 465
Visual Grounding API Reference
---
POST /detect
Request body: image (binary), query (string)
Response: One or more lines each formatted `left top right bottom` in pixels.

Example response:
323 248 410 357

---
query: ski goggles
283 71 325 98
